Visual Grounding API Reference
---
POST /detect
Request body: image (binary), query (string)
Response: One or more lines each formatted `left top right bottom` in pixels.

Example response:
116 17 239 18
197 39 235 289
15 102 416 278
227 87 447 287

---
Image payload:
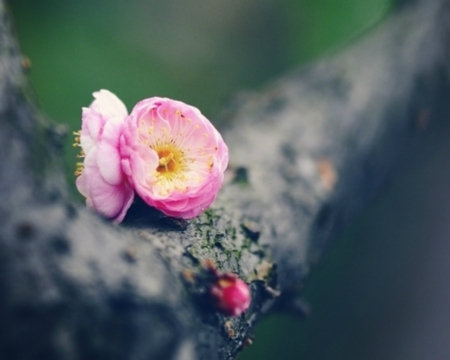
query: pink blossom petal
101 118 123 146
91 89 128 123
96 142 123 185
96 118 125 185
86 110 104 140
153 197 189 212
88 171 129 219
113 184 135 223
130 145 159 184
81 108 104 152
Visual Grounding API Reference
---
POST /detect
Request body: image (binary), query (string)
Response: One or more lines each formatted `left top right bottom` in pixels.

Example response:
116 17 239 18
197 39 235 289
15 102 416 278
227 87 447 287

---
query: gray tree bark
1 0 449 359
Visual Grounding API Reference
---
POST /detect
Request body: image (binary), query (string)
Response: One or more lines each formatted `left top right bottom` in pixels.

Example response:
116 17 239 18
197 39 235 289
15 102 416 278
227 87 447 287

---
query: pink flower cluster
74 90 228 222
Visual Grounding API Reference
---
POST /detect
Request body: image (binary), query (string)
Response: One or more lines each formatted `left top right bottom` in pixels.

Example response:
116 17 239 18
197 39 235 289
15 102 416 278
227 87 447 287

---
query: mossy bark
1 1 449 359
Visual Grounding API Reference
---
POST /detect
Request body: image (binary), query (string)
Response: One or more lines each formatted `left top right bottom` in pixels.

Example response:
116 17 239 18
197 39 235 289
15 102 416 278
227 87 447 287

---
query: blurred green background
8 0 392 182
17 1 450 360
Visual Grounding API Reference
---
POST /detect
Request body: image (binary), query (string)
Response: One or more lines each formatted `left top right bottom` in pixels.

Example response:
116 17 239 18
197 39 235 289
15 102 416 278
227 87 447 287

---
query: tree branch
1 0 449 359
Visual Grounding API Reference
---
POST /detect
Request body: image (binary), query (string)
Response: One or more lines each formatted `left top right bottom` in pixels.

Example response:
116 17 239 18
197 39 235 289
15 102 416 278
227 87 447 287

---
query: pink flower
210 273 251 317
120 97 228 219
74 90 134 222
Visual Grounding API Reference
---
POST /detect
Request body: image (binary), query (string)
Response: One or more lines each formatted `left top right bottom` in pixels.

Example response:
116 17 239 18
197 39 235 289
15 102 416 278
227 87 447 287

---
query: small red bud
210 273 251 316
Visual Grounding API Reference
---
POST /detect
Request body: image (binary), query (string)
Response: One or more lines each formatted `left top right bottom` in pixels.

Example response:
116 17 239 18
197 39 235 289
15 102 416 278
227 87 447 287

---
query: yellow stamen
158 153 175 172
73 130 84 176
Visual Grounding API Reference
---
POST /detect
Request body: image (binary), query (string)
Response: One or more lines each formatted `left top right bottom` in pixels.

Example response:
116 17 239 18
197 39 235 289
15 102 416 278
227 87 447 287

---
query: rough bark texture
1 0 449 359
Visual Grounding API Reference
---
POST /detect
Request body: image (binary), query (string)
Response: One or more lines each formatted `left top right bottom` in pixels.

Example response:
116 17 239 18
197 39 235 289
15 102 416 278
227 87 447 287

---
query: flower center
154 145 185 176
157 151 176 173
150 143 192 195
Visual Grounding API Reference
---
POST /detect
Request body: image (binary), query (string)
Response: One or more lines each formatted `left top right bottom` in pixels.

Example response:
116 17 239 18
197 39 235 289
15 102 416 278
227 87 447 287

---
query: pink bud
210 274 251 317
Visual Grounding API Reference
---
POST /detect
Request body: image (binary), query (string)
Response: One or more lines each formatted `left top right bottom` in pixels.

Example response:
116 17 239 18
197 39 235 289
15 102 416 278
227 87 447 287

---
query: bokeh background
9 1 450 359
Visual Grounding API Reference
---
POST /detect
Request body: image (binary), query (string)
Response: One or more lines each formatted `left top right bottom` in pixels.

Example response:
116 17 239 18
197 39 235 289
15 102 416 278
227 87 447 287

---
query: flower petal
80 108 104 152
112 181 135 223
88 171 130 219
91 89 128 123
96 142 123 185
